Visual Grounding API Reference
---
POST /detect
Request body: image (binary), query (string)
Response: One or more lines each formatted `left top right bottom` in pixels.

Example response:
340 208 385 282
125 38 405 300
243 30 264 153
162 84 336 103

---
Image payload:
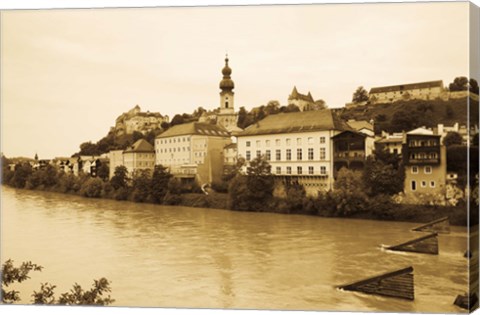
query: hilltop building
114 105 169 136
369 80 445 104
288 87 315 111
236 109 351 195
216 56 241 133
155 122 231 185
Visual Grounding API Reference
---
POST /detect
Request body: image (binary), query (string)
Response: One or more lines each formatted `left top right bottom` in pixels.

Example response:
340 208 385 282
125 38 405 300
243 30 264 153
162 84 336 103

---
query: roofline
236 127 345 137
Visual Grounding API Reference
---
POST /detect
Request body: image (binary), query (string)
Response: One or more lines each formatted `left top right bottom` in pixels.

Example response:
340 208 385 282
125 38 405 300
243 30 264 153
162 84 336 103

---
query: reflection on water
0 187 469 312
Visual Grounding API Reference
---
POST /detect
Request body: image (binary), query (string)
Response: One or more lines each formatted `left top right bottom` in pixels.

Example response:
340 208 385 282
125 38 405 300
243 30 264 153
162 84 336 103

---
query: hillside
338 97 479 134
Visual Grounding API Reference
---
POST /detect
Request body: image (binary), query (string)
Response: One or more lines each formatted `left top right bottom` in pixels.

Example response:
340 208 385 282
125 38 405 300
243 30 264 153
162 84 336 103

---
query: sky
1 0 475 159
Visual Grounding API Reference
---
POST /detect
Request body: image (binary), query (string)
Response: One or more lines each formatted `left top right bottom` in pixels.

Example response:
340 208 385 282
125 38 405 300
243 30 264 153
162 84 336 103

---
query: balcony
334 151 366 162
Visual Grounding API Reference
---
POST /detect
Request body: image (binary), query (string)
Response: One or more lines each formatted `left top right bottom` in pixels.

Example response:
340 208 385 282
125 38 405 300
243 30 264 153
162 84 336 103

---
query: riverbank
1 180 472 227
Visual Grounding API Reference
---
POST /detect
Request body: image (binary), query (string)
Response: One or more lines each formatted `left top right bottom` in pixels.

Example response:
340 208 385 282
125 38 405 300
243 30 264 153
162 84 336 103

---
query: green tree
443 131 463 146
352 86 369 102
170 114 185 126
110 165 129 190
78 141 101 156
449 76 469 91
151 165 172 203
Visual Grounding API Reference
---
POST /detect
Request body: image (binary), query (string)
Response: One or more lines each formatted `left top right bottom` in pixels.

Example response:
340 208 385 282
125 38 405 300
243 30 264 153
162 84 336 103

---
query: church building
216 55 241 133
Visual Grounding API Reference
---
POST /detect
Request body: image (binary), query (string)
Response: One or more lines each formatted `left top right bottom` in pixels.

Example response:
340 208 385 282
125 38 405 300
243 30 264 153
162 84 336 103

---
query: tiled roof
124 139 154 153
156 122 230 138
376 137 403 144
347 120 373 131
237 110 351 137
370 80 444 94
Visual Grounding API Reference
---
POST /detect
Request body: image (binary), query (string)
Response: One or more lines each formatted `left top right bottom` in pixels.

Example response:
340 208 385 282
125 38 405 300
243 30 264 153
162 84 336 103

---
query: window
320 166 327 175
275 139 281 146
266 150 271 161
286 149 291 161
308 166 314 175
286 167 292 175
246 141 251 147
256 140 261 147
320 137 326 144
424 166 432 174
308 148 314 160
412 166 418 174
256 150 261 158
430 181 436 188
297 166 303 175
266 140 271 147
319 148 326 160
308 137 314 145
411 180 417 191
286 138 291 146
297 148 302 160
297 138 302 146
276 167 281 175
421 181 427 188
246 151 251 161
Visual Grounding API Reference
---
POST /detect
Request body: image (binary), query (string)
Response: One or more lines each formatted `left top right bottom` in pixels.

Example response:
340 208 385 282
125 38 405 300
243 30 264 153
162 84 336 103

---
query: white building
155 122 231 184
236 109 351 195
369 80 444 104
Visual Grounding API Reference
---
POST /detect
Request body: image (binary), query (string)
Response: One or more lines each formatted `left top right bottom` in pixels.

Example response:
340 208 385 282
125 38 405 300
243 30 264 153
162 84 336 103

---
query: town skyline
1 1 475 159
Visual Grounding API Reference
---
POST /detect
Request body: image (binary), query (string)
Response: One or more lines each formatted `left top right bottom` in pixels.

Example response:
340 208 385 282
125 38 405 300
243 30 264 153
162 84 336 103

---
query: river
0 186 470 312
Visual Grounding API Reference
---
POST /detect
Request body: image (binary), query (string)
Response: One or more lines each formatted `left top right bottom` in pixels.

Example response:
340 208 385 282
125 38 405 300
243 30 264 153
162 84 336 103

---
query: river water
0 186 470 312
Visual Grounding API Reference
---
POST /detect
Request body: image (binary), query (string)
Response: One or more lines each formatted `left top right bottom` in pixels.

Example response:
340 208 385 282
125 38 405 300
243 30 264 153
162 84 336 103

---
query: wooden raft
386 233 439 255
411 217 450 234
338 266 414 300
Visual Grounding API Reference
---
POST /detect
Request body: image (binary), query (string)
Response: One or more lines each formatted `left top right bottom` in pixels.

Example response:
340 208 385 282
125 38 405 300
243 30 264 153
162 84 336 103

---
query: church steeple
219 54 234 93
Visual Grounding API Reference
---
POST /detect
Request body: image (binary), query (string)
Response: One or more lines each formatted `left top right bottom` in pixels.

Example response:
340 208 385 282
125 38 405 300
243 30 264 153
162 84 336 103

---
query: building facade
402 130 447 198
369 80 444 104
155 122 231 184
236 110 350 195
332 130 373 178
122 139 156 175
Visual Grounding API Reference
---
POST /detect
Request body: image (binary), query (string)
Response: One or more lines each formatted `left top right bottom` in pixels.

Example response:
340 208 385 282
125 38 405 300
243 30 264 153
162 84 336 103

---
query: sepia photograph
1 0 479 314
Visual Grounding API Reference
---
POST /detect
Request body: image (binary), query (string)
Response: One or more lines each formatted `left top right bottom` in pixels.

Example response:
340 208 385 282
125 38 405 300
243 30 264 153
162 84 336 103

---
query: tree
245 156 274 210
78 141 101 156
151 165 172 203
363 155 404 196
96 163 110 181
470 78 479 94
390 108 419 132
445 104 454 119
2 259 114 306
131 169 152 202
237 106 248 129
110 165 128 190
170 114 185 126
332 168 368 215
443 131 463 146
11 163 33 188
80 177 104 198
352 86 369 103
449 76 469 91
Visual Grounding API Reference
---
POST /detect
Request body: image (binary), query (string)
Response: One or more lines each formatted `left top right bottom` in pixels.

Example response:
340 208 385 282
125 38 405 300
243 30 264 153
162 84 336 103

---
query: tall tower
217 55 238 132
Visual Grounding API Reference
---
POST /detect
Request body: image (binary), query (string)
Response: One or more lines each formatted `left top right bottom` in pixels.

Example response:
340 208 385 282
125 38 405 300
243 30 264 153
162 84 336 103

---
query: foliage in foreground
1 259 114 306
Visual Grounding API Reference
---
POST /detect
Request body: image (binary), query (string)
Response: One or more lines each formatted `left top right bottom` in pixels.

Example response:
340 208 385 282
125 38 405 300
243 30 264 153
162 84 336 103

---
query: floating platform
386 233 438 255
338 266 414 301
411 217 450 234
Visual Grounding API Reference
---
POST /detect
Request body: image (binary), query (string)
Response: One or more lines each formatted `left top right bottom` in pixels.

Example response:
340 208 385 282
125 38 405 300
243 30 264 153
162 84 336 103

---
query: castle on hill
114 105 169 136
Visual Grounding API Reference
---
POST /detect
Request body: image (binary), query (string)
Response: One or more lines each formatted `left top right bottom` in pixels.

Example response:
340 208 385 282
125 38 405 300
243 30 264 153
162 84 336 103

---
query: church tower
217 55 238 132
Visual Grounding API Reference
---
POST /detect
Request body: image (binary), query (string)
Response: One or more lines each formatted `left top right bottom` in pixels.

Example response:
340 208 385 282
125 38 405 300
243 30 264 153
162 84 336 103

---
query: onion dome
219 56 234 92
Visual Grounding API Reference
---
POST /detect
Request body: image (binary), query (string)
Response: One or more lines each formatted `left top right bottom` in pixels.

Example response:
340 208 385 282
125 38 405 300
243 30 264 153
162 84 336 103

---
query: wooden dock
411 217 450 234
386 233 438 255
338 266 414 301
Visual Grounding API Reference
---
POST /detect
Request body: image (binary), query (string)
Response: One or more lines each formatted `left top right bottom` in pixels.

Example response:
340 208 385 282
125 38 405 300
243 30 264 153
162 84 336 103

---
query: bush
80 177 104 198
180 194 209 208
163 192 182 205
114 187 130 201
